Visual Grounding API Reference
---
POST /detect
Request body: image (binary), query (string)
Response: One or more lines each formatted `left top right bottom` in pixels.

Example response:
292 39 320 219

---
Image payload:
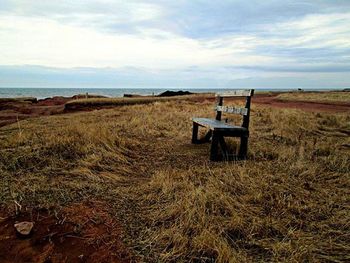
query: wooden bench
191 89 254 161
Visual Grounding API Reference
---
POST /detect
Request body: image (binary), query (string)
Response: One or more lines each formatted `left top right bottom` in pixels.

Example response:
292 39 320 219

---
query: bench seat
192 118 248 134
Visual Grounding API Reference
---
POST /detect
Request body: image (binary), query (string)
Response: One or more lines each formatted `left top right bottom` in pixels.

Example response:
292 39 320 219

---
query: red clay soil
252 95 350 112
0 95 105 128
0 98 66 127
0 202 132 263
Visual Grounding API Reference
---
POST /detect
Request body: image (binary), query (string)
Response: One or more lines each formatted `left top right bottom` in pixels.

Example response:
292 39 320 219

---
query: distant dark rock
124 94 143 98
158 90 193 97
342 88 350 92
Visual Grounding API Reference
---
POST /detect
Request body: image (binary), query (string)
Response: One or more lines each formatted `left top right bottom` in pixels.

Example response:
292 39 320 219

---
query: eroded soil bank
0 95 105 127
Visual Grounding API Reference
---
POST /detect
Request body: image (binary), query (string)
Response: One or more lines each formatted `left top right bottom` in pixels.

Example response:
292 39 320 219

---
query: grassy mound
64 94 213 111
0 99 349 262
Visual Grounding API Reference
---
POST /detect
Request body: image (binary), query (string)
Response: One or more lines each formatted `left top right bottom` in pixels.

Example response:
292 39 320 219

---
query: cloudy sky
0 0 350 89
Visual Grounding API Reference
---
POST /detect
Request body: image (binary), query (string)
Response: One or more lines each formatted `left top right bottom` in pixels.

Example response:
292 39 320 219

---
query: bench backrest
215 89 254 129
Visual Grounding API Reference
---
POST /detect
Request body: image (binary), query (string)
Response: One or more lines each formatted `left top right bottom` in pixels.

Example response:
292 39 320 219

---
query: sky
0 0 350 89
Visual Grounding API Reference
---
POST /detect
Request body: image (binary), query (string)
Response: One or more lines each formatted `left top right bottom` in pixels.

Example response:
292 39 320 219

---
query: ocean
0 87 335 100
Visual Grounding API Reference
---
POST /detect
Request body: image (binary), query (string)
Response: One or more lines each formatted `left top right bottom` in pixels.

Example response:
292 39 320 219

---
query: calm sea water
0 87 334 99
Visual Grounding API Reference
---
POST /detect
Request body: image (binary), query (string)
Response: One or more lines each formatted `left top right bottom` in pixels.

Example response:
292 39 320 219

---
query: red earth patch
0 202 132 263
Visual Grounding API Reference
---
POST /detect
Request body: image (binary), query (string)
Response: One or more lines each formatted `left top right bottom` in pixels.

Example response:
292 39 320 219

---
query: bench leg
218 136 229 160
239 136 248 159
192 122 199 144
210 131 219 161
192 124 213 144
203 130 213 142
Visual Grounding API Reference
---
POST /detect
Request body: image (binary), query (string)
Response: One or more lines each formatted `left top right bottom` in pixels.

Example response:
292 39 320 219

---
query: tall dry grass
0 99 349 262
64 94 213 111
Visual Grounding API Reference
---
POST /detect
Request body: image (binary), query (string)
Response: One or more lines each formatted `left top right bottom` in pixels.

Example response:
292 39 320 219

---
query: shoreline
1 87 349 100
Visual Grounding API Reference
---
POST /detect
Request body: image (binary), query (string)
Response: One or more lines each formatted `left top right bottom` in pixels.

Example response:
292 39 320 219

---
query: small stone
14 221 34 236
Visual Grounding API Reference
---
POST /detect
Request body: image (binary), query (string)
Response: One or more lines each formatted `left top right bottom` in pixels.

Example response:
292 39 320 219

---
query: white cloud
263 12 350 49
0 3 349 76
6 0 163 18
0 14 275 69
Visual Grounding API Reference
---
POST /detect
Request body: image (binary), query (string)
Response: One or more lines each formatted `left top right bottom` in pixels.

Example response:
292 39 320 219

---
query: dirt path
252 95 350 112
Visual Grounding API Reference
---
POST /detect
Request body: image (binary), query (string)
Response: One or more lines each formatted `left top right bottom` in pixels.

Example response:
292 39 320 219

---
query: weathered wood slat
192 118 248 133
216 89 254 97
215 105 248 115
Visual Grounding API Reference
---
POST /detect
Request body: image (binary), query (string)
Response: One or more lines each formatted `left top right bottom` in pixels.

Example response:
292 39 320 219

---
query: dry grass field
0 97 349 262
277 91 350 104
